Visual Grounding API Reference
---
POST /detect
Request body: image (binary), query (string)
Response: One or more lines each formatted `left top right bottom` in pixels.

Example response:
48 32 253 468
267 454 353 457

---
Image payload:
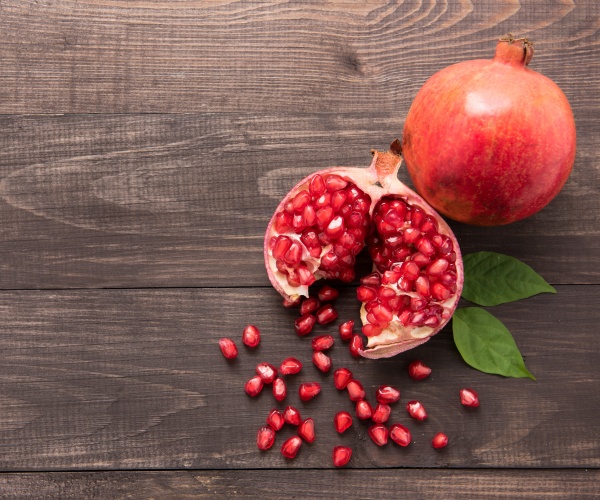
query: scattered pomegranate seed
372 403 391 424
256 362 278 384
356 400 373 420
408 360 432 380
406 400 428 421
272 377 287 402
349 334 364 357
432 432 449 449
334 411 353 433
312 334 335 351
389 423 412 447
242 325 260 348
346 379 366 401
281 436 302 459
332 446 353 467
299 382 321 402
294 313 317 336
283 406 302 426
339 320 354 341
300 297 320 315
316 304 338 325
460 388 480 407
333 367 353 390
376 385 400 404
317 284 339 302
218 338 238 359
282 296 301 308
279 357 303 375
256 426 275 451
266 409 284 431
368 424 389 446
312 351 332 373
245 375 264 397
298 418 315 443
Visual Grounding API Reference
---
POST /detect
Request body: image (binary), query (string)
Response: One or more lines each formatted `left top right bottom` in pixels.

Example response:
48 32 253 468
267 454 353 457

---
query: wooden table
1 1 599 498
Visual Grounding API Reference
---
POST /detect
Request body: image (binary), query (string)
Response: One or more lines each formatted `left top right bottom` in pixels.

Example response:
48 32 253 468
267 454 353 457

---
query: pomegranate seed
432 432 449 449
312 351 332 373
372 403 391 424
279 357 302 375
299 382 321 402
408 360 432 380
360 272 381 287
297 266 316 286
300 297 320 315
357 285 377 302
368 424 389 446
284 241 303 266
390 423 412 447
245 375 264 397
431 282 451 300
266 409 284 431
317 284 339 302
272 377 287 402
316 304 338 325
362 323 383 337
283 406 302 426
281 435 302 459
256 362 278 384
309 173 325 196
218 338 238 359
460 388 480 407
272 235 293 260
334 411 353 433
415 275 430 297
297 418 316 443
406 400 428 421
294 314 316 336
339 320 354 341
292 190 311 211
282 296 301 308
376 385 400 404
242 325 260 348
312 334 335 351
346 379 365 401
332 446 352 467
256 426 275 451
316 206 334 229
334 367 353 390
325 174 348 191
427 258 449 276
349 334 364 357
356 400 373 420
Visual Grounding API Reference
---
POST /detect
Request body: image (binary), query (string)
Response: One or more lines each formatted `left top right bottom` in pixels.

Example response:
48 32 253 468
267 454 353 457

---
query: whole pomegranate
264 142 463 359
402 35 576 226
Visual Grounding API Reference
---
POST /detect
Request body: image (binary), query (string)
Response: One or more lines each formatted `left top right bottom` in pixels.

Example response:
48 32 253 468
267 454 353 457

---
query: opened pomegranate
402 35 576 226
264 143 463 358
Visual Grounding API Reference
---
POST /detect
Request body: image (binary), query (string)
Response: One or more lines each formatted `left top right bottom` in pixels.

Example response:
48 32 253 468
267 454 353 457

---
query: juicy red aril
349 334 364 358
339 320 354 341
295 314 316 336
245 376 264 397
300 297 320 315
368 424 389 446
281 436 302 459
298 418 315 443
312 351 332 373
272 378 287 402
242 325 260 348
332 446 352 467
357 286 377 302
256 362 278 384
390 423 411 447
299 382 321 401
256 426 275 451
283 406 302 426
279 357 302 375
334 367 353 390
334 411 353 433
460 388 480 407
266 409 285 431
406 400 428 421
376 385 400 404
317 285 339 302
282 296 301 308
347 379 365 401
408 360 432 380
219 338 238 359
312 334 334 351
356 400 373 420
432 432 449 449
372 403 391 424
316 304 338 325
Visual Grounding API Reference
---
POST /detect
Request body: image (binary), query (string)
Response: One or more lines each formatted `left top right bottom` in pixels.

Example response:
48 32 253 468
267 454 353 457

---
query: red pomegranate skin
402 36 576 226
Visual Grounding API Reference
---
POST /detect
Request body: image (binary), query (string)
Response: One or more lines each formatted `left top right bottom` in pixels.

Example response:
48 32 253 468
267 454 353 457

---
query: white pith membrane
264 148 463 359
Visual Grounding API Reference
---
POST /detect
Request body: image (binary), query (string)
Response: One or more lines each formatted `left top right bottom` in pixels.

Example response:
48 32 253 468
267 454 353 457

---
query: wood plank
0 1 598 114
0 113 598 288
0 286 598 470
1 469 599 499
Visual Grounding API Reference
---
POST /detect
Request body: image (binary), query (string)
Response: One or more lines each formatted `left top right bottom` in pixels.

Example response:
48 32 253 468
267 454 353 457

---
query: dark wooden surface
1 1 599 497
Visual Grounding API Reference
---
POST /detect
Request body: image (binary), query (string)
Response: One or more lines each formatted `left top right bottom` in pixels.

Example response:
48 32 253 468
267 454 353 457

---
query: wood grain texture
0 286 598 470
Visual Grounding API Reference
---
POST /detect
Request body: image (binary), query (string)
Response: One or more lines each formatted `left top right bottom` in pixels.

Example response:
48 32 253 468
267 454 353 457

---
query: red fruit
408 360 432 380
279 357 303 375
349 334 364 358
266 409 284 431
368 424 389 446
317 285 339 302
245 375 264 397
299 382 321 402
372 403 391 424
300 297 320 315
242 325 260 348
432 432 449 449
256 362 278 384
272 377 287 402
339 320 354 341
356 400 373 420
346 379 365 402
264 144 464 359
283 296 301 308
390 423 412 447
218 338 238 359
298 418 315 443
334 411 353 433
312 335 335 352
256 426 275 451
333 367 353 390
316 304 338 325
294 314 316 336
312 351 332 373
402 35 576 226
460 388 480 407
333 446 353 467
281 436 302 459
376 385 400 404
406 400 428 421
283 406 302 426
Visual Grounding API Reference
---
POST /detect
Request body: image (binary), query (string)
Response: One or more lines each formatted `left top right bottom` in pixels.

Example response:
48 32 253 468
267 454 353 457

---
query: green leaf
462 251 556 306
453 307 535 380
